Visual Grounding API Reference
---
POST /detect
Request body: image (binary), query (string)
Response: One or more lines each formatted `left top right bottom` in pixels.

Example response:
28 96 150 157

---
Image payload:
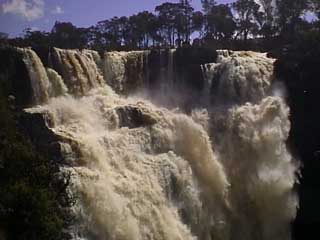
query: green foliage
204 4 236 40
192 11 204 35
51 22 88 49
274 29 320 239
311 0 320 19
0 49 74 240
0 32 9 46
201 0 216 14
232 0 262 40
155 2 195 45
256 0 277 38
2 0 319 51
276 0 311 36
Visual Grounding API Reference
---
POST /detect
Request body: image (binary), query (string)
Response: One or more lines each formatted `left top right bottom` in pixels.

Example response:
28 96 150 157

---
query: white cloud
51 5 63 15
1 0 44 21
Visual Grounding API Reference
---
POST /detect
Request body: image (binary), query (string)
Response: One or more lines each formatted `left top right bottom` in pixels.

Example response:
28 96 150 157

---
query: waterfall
20 48 297 240
167 49 176 87
18 47 70 104
46 68 68 97
201 50 297 240
201 50 274 104
214 96 297 240
52 48 105 96
18 48 52 104
103 51 149 94
102 49 176 107
201 62 219 102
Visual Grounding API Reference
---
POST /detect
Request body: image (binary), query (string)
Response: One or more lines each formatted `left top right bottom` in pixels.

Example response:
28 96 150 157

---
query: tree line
0 0 319 51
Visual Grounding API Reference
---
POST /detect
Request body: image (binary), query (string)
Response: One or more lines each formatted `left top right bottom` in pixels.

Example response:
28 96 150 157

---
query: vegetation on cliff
274 29 320 240
0 48 74 240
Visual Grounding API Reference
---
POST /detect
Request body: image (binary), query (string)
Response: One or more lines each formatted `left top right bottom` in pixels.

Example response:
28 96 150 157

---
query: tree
276 0 311 36
22 28 50 48
95 13 161 49
311 0 320 19
201 0 215 36
232 0 262 40
0 32 9 45
176 1 195 42
51 22 88 49
84 26 102 50
129 11 158 48
155 1 198 46
139 11 155 47
0 32 8 40
201 0 216 14
155 2 180 46
192 11 205 37
146 14 162 46
205 4 236 40
95 17 127 48
257 0 277 38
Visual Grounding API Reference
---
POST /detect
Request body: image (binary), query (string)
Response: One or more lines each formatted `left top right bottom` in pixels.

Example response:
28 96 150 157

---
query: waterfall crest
18 48 52 104
20 48 297 240
104 51 149 94
201 50 274 104
52 48 105 96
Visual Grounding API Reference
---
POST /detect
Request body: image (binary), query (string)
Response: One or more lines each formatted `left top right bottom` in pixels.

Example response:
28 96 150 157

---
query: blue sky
0 0 234 37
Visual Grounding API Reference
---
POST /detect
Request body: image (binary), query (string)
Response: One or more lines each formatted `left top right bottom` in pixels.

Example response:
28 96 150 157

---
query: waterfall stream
19 47 297 240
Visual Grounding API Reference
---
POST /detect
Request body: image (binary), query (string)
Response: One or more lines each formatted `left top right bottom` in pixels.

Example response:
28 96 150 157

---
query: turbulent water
20 47 298 240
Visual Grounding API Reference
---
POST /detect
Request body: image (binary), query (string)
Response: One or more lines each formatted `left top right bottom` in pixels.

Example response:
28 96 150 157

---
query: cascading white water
52 48 105 96
18 47 69 104
167 49 176 87
46 68 68 97
218 96 297 240
201 50 298 240
18 48 52 104
104 51 149 94
201 50 274 104
21 48 297 240
102 49 178 107
201 62 219 100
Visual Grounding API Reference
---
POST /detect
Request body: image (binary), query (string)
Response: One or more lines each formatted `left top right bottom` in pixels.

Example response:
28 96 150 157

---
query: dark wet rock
18 111 63 162
147 48 217 90
116 106 157 129
274 33 320 240
175 47 217 65
123 53 146 94
33 46 51 67
0 47 33 107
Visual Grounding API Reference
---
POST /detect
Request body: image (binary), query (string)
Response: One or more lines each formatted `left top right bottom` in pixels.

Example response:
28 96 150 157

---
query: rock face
116 105 157 129
0 47 219 107
274 43 320 240
18 110 64 162
0 47 33 107
2 46 298 240
102 48 217 106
